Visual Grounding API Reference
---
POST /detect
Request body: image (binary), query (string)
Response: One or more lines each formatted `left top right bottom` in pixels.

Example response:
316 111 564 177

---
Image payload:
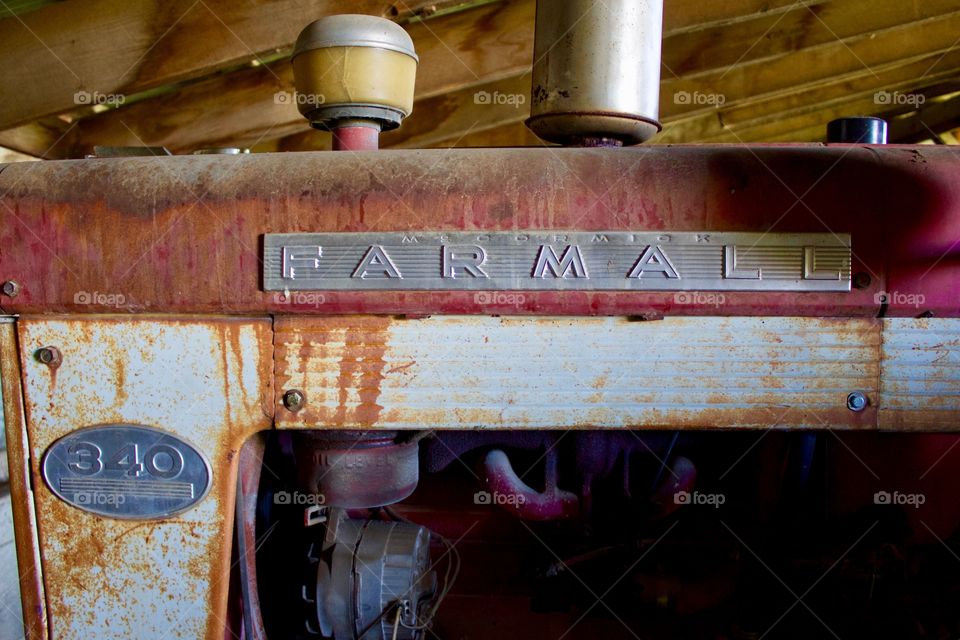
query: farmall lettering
265 231 852 292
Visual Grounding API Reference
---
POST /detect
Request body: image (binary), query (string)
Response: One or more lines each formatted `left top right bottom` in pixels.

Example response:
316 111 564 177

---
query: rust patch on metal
879 319 960 430
8 146 954 316
16 316 274 638
275 316 392 428
0 321 49 639
274 316 883 431
334 318 390 425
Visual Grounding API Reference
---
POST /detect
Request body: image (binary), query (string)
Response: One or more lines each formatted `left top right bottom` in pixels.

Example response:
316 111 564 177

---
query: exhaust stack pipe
526 0 664 146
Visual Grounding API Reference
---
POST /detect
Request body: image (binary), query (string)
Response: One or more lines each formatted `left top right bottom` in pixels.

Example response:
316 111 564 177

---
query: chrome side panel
17 317 273 639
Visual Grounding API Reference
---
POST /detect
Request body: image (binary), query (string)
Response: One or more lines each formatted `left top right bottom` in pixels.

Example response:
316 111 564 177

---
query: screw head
846 391 868 412
283 389 306 412
36 346 62 367
1 280 20 297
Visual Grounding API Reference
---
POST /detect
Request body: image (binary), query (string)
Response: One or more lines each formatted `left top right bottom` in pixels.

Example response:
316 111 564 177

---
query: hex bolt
1 280 20 297
846 391 868 412
283 389 306 412
36 346 62 367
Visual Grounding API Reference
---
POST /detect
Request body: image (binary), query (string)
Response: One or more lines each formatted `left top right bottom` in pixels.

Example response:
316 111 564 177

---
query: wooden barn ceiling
1 0 959 159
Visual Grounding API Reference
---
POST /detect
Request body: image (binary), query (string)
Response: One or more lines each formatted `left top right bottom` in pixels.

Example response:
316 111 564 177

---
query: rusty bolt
36 346 62 367
1 280 20 297
846 391 868 412
283 389 306 412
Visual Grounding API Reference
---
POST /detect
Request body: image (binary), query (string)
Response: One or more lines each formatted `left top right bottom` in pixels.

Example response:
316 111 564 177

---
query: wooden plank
0 0 842 135
432 74 960 149
888 91 960 143
662 10 960 120
0 0 412 131
70 62 307 156
662 0 960 77
393 2 960 148
699 80 960 144
64 0 537 156
708 79 960 143
23 0 960 156
0 147 40 162
0 0 58 19
404 4 960 149
256 73 538 152
658 51 960 143
662 0 831 34
0 120 74 159
407 16 960 149
383 73 531 148
62 0 536 156
406 119 541 149
59 0 874 156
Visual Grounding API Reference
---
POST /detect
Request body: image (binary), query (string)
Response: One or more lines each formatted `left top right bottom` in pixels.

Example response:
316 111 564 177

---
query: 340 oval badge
42 425 211 519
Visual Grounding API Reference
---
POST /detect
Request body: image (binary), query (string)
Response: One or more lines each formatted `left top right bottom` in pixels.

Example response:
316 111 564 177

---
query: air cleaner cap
292 14 419 131
293 14 418 60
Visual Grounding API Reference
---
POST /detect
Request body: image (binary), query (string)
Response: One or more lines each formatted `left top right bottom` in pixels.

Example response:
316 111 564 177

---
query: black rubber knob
827 117 888 144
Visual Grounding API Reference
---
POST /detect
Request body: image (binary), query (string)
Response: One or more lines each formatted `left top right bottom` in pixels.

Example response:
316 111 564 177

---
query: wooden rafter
0 0 492 132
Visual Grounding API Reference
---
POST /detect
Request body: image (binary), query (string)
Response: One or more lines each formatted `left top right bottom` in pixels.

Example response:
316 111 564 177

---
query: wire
402 531 460 632
357 601 402 638
356 508 461 638
383 507 461 633
391 607 401 640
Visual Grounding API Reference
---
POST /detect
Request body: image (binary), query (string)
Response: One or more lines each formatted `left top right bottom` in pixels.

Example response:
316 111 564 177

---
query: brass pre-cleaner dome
292 14 419 132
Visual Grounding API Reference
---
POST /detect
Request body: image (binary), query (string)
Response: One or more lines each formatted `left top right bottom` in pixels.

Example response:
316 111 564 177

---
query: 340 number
67 442 184 479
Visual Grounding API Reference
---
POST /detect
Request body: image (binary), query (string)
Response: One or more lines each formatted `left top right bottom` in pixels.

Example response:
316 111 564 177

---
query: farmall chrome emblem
42 425 212 519
263 231 851 292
